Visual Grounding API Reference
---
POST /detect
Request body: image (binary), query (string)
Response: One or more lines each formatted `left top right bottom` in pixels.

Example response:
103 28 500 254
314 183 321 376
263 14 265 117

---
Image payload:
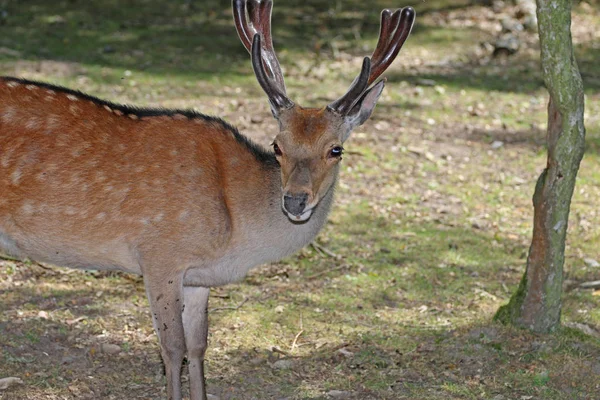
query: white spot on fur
66 94 78 101
25 117 41 130
178 211 190 221
25 84 37 91
103 105 112 113
45 89 56 95
6 81 19 88
95 172 107 182
128 114 139 120
44 96 55 102
1 107 16 123
11 168 21 185
45 115 60 134
65 207 77 216
21 201 34 215
1 150 12 167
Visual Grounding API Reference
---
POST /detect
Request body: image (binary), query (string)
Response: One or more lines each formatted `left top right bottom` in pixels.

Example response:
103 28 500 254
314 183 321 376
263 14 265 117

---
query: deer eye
329 146 344 158
272 142 282 156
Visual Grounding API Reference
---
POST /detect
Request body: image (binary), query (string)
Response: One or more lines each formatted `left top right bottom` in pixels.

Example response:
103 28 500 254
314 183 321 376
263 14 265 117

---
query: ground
0 0 599 399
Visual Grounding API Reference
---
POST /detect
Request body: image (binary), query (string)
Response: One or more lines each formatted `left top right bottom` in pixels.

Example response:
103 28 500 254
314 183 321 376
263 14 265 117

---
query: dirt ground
1 1 599 399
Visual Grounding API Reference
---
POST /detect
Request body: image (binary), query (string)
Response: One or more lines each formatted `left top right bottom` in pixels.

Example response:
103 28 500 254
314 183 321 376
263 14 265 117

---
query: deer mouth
285 206 313 222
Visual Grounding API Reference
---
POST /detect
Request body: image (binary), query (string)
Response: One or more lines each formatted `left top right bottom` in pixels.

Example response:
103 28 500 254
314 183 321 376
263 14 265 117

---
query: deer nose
283 193 308 216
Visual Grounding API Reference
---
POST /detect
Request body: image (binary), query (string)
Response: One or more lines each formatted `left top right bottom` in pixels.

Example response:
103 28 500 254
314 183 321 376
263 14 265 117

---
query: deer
0 1 415 399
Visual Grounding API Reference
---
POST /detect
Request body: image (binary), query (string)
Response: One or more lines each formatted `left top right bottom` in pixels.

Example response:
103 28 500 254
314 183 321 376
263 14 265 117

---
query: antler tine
233 0 253 51
328 7 414 116
251 34 294 111
254 0 286 89
368 7 416 85
327 57 372 115
370 9 395 63
233 0 286 91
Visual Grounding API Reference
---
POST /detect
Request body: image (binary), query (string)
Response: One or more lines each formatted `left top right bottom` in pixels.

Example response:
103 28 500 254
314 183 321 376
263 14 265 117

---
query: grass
1 0 600 399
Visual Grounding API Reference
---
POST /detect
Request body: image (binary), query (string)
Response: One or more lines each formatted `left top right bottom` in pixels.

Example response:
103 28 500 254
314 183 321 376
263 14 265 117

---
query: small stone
61 355 76 365
38 310 49 319
274 305 284 313
501 17 524 33
523 15 537 32
374 121 390 131
101 343 121 355
584 258 600 268
416 78 436 87
512 176 526 185
491 140 504 149
336 348 354 358
271 359 294 370
0 377 23 390
327 390 351 398
493 33 520 57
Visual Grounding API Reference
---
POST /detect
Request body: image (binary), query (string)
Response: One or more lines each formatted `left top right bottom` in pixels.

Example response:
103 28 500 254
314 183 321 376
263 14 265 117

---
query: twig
290 330 304 352
209 297 248 312
306 264 348 280
580 280 600 290
33 261 53 270
271 346 291 357
310 242 338 258
290 312 303 352
0 253 19 262
328 343 350 353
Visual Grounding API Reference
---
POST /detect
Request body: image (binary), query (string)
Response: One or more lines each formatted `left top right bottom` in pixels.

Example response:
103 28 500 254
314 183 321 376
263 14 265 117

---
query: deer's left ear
341 80 385 141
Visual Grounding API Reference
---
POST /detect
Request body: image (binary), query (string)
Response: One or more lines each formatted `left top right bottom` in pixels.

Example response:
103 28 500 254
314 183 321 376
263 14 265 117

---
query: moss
494 271 527 325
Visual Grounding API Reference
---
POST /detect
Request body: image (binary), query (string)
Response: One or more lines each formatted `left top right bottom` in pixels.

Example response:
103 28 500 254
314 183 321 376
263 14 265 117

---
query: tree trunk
494 0 585 333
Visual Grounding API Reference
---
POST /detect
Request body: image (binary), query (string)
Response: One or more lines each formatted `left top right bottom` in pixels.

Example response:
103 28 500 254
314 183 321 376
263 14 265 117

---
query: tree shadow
0 1 519 80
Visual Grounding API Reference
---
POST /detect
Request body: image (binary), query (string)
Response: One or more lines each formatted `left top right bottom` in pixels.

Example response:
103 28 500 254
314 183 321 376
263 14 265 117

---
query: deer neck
235 160 337 260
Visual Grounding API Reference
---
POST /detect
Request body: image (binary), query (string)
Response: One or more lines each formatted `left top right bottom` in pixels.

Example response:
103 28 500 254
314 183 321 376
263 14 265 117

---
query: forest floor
0 0 599 399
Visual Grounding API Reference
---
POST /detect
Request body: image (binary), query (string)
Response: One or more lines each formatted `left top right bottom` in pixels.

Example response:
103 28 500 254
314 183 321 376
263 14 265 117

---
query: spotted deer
0 1 415 399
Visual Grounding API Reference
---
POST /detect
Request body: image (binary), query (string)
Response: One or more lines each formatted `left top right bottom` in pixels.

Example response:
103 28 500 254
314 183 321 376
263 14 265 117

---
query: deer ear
341 80 385 140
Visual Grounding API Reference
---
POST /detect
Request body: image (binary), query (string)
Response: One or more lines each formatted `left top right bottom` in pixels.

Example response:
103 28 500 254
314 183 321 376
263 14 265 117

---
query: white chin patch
287 208 313 222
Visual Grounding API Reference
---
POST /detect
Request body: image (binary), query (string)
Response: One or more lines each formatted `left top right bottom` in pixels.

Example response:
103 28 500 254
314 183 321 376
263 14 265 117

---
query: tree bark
494 0 585 333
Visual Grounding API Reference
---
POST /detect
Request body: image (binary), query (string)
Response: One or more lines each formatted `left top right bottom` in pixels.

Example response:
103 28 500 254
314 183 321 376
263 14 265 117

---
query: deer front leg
183 285 210 400
145 271 186 400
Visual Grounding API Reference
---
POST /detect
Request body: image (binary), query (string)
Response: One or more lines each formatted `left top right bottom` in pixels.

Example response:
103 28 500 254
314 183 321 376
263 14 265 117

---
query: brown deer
0 1 415 399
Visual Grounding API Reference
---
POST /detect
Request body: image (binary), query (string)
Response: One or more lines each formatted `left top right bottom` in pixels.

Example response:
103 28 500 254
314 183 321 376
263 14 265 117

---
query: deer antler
329 7 416 115
233 0 287 92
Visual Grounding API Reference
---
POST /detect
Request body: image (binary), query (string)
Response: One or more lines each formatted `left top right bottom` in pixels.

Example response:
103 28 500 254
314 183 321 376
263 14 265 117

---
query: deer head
233 0 415 221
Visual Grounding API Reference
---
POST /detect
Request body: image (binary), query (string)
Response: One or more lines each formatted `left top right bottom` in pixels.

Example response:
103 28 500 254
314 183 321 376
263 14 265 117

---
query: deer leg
145 271 186 400
183 285 210 400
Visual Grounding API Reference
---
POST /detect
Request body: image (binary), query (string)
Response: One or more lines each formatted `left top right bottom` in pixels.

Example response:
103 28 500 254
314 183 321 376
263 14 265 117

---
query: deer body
0 79 332 284
0 1 414 399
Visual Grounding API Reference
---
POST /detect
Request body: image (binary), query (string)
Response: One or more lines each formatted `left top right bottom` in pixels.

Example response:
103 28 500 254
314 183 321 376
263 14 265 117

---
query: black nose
283 193 308 216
